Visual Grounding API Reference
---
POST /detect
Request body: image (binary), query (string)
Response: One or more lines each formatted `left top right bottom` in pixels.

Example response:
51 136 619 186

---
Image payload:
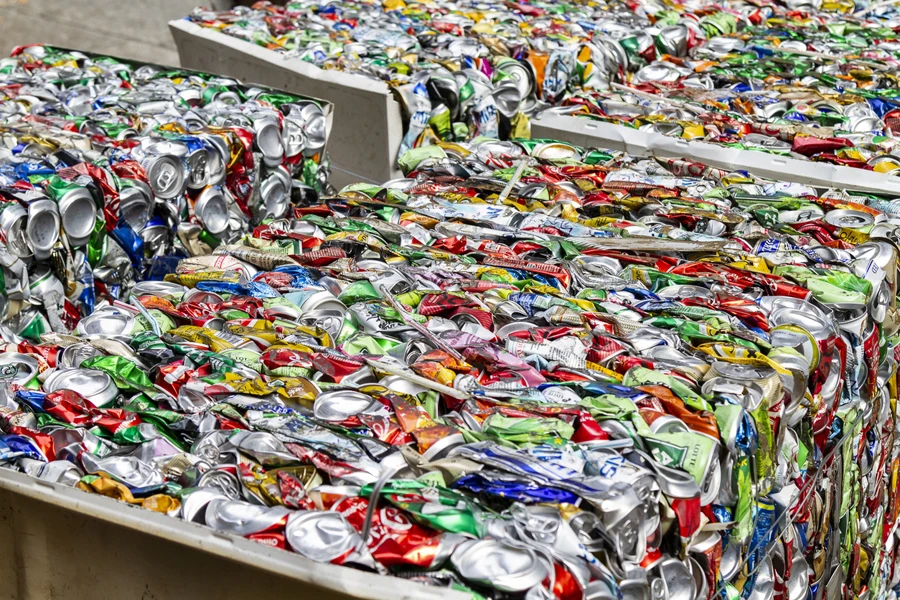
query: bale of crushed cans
2 43 900 600
180 0 900 186
0 44 332 338
544 0 900 171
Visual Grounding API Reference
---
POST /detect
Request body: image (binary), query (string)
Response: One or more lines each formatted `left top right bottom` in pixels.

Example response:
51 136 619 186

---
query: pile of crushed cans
551 0 900 171
3 34 900 600
2 35 900 599
0 44 330 336
188 0 900 173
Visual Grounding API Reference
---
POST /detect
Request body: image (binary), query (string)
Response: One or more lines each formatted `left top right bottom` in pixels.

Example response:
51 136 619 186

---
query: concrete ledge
0 467 465 600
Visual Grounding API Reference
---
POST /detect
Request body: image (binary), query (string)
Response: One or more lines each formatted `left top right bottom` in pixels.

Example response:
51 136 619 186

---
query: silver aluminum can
253 116 285 167
193 186 229 236
44 367 119 408
118 180 153 231
257 165 292 220
0 352 39 385
284 510 362 562
204 498 290 536
80 453 162 487
141 153 186 199
312 389 383 422
56 186 96 248
451 538 550 593
75 305 136 337
26 198 60 260
0 202 31 258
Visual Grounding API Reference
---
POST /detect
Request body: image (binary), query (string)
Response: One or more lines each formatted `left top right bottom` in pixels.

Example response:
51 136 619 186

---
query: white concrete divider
532 112 900 197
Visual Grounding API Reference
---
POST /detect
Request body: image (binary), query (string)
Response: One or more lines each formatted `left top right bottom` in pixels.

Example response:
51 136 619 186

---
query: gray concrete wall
0 484 361 600
0 0 228 66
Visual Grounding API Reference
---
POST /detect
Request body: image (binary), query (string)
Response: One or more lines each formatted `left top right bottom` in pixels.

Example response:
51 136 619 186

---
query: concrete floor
0 0 221 66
